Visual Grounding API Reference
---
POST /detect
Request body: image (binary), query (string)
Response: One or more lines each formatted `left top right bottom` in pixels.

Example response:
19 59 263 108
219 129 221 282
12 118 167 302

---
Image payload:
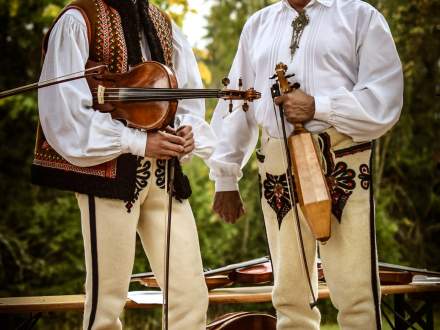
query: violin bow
0 65 107 100
270 64 318 309
162 155 177 330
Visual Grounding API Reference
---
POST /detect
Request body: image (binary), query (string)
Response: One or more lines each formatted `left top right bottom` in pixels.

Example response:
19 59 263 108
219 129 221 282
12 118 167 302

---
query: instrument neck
293 123 307 135
103 88 222 102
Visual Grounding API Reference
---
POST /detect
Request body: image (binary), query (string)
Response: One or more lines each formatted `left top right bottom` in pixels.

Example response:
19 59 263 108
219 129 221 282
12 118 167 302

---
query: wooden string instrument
273 63 332 242
131 257 271 290
132 258 440 289
0 61 261 131
85 61 260 130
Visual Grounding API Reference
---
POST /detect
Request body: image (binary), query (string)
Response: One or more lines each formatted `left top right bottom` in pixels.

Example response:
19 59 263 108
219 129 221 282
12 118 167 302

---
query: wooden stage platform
0 284 438 313
1 284 439 329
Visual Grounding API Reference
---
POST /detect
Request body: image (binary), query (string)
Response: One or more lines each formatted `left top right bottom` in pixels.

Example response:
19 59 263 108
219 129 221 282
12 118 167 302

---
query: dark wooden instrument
274 63 332 242
85 61 260 130
132 258 440 288
207 312 276 330
131 257 270 290
0 61 261 132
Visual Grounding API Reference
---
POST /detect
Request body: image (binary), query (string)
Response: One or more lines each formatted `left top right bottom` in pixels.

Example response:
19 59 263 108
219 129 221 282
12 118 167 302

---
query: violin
86 60 260 130
131 257 271 290
0 61 261 132
132 257 440 289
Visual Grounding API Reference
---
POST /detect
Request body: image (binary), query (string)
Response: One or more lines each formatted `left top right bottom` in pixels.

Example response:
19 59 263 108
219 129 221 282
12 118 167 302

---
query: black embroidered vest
31 0 174 201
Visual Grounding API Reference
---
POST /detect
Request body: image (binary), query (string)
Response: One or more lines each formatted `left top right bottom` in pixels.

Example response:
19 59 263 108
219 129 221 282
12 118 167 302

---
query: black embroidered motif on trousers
125 158 151 213
263 173 295 228
155 159 166 189
358 164 371 190
318 133 356 222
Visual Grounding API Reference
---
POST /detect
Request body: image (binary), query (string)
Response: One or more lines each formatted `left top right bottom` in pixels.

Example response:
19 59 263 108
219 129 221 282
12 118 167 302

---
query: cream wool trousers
258 128 381 330
76 158 208 330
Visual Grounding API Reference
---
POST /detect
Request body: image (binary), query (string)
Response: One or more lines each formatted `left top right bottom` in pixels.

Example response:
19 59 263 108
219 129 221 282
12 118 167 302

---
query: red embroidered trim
33 158 117 178
148 5 173 67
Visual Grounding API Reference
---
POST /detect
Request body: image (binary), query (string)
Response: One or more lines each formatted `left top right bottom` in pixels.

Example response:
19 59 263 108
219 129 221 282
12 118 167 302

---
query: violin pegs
222 77 230 88
242 102 249 112
238 78 243 90
229 100 233 113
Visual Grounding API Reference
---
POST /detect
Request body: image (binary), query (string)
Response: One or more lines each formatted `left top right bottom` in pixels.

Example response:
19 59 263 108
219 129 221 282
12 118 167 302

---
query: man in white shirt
210 0 403 329
34 0 215 329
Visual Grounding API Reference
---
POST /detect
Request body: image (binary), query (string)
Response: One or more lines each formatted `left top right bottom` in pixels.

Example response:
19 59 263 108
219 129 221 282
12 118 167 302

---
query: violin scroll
273 62 304 132
219 77 261 113
274 62 301 94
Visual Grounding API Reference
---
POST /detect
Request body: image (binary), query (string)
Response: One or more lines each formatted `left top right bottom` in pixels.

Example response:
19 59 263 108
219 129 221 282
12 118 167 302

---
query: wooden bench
1 284 439 329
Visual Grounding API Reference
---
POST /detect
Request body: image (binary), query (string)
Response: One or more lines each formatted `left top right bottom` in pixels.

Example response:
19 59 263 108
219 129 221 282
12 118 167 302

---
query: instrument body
274 63 332 242
207 312 276 330
86 60 178 130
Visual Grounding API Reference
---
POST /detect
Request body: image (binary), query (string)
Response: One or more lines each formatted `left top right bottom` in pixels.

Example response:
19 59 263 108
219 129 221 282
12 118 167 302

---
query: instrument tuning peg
229 100 233 113
285 73 296 79
242 102 249 112
222 77 230 88
292 82 301 89
238 78 243 90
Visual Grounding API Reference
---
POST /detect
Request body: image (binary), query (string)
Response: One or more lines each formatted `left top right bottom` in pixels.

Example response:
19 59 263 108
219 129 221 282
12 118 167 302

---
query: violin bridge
97 85 106 105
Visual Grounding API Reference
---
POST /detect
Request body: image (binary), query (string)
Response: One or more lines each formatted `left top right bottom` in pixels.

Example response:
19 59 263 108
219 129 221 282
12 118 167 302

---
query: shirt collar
281 0 334 11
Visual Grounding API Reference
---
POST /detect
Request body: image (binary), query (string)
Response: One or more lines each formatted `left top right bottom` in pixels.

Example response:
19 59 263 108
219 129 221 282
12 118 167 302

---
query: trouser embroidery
258 128 381 330
77 158 208 330
125 158 152 213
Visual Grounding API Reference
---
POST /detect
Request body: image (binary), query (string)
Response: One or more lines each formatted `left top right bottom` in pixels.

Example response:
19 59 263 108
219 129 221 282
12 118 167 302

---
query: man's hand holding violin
145 125 195 160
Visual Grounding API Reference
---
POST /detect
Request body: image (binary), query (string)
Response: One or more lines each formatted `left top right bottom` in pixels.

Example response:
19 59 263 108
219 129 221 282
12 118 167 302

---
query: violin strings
96 89 222 101
91 87 247 103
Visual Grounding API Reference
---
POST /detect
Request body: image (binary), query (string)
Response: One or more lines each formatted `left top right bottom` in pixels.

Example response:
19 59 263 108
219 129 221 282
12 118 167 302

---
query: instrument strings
93 88 224 101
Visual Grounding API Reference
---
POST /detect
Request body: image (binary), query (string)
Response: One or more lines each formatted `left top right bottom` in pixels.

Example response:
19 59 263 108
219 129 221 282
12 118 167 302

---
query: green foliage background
0 0 439 328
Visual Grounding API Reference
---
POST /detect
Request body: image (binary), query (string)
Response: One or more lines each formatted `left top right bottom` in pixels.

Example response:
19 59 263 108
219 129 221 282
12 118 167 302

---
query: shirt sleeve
171 22 217 162
209 27 259 192
313 10 404 142
38 9 147 168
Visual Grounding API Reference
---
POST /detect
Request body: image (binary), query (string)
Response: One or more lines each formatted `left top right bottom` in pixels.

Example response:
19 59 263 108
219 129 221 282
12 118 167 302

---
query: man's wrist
121 127 147 157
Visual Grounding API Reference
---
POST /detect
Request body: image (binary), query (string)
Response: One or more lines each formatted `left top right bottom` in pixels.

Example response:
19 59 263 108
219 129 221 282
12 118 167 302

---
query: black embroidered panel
31 154 138 201
125 159 151 213
318 133 356 222
358 164 371 190
155 159 166 189
263 173 294 228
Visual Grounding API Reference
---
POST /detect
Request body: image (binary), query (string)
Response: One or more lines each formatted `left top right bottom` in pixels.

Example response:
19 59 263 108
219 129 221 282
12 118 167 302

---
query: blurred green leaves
0 0 439 328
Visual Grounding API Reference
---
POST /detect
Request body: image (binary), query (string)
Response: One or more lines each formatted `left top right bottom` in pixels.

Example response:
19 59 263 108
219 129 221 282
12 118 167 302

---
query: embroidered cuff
121 127 147 157
314 96 332 123
215 177 240 192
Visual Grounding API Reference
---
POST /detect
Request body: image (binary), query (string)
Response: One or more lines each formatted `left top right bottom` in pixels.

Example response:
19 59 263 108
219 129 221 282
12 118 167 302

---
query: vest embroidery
32 0 174 200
